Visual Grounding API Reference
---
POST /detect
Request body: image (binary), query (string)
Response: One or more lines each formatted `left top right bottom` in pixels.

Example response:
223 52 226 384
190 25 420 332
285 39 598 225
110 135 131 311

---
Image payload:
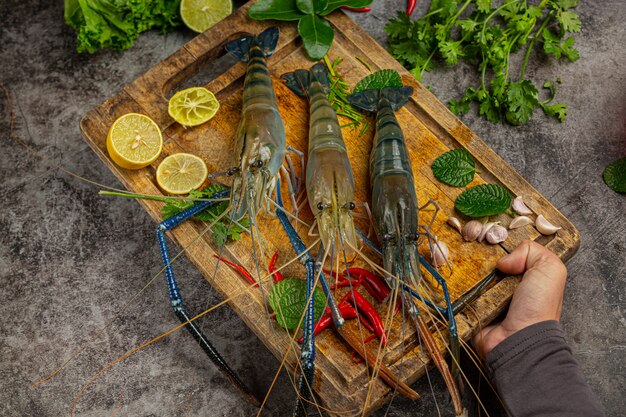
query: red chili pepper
348 291 387 346
213 255 257 287
329 279 360 290
341 6 372 12
358 312 375 333
406 0 417 16
298 305 357 343
345 268 390 302
323 268 347 282
268 252 284 283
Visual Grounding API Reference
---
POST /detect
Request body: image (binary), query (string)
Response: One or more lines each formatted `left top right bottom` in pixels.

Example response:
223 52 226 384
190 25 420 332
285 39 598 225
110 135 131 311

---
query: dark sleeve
485 320 605 417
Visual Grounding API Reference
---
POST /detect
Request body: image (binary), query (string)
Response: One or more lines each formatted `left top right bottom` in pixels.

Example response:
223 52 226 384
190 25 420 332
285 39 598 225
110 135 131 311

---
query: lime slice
168 87 220 127
156 153 208 194
180 0 232 33
106 113 163 170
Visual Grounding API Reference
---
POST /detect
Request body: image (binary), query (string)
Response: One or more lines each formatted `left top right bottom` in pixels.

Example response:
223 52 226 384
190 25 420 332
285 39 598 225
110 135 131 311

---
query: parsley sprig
386 0 581 125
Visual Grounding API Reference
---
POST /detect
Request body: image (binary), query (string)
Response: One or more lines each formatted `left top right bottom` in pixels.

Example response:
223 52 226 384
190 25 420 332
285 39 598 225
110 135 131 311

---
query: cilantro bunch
385 0 581 125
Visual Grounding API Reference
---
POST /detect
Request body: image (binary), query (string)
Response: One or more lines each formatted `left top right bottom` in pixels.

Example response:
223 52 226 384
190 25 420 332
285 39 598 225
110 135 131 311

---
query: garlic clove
431 240 449 268
535 215 561 235
478 222 499 242
447 217 463 234
512 196 533 216
486 225 508 244
462 220 483 241
509 216 533 229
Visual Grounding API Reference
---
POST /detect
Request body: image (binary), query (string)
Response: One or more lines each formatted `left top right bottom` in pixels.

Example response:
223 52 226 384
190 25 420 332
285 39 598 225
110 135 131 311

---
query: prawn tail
347 86 414 113
281 63 330 97
226 26 279 62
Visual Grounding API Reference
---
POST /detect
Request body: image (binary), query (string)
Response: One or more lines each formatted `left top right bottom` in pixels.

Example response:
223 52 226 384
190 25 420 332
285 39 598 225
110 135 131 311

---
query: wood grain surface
79 3 579 415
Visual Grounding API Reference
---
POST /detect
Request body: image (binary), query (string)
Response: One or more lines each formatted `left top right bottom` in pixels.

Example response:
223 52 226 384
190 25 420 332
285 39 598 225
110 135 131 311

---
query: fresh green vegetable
323 56 368 135
603 157 626 194
161 184 249 246
268 278 326 329
64 0 182 53
385 0 581 125
249 0 373 60
353 69 404 92
432 148 476 187
455 183 511 217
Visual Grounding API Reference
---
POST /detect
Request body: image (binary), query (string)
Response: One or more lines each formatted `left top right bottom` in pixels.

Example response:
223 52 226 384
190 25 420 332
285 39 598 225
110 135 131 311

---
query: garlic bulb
431 240 449 268
447 217 463 234
478 222 499 242
509 216 533 229
462 220 483 241
535 215 561 235
512 196 533 216
486 225 508 244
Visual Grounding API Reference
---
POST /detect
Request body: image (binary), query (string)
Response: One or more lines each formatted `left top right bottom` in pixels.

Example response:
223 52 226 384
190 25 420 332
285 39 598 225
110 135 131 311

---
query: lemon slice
107 113 163 170
180 0 232 33
156 153 208 194
168 87 220 127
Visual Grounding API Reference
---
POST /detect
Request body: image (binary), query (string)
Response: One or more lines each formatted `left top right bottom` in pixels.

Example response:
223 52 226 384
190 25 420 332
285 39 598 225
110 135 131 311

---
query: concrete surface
1 1 624 416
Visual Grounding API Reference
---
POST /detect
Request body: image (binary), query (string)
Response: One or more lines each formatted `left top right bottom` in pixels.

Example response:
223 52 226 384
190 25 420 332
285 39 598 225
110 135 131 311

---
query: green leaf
296 0 314 14
455 184 512 217
248 0 305 21
320 0 372 15
557 10 581 32
268 278 326 329
543 30 580 61
298 14 334 60
439 40 464 65
541 102 567 122
475 0 492 13
353 69 403 93
449 98 470 115
505 80 540 125
431 149 476 187
603 157 626 193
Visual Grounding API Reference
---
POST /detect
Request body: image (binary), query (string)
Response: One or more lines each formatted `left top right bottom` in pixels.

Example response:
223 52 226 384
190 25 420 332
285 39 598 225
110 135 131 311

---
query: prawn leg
156 189 259 406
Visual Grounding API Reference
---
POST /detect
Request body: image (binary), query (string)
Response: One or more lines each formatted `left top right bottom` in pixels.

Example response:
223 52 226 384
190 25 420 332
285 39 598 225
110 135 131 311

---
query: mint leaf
298 14 334 60
432 149 476 187
455 184 511 217
248 0 305 21
353 69 403 93
603 157 626 193
268 278 326 330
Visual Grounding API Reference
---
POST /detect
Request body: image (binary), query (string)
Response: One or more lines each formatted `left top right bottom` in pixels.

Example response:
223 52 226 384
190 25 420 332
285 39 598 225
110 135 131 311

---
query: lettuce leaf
64 0 181 53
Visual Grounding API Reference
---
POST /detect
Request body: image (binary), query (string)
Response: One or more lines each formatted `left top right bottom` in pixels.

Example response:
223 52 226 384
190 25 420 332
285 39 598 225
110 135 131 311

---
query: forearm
486 320 605 417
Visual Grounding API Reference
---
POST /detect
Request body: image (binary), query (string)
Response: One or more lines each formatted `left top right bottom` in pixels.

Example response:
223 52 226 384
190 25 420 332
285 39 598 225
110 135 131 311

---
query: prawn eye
348 202 356 210
227 167 239 176
406 232 419 241
252 159 264 168
317 202 325 211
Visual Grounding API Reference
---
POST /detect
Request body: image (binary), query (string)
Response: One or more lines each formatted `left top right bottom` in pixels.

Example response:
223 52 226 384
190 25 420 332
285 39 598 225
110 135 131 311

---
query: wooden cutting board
79 2 579 416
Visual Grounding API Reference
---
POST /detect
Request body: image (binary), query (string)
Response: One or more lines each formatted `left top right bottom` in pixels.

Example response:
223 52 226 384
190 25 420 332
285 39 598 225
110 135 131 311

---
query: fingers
472 324 498 360
497 240 567 282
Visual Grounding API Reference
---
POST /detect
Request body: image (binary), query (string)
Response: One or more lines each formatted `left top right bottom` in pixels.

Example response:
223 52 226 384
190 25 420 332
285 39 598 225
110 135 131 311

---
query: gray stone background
1 0 624 416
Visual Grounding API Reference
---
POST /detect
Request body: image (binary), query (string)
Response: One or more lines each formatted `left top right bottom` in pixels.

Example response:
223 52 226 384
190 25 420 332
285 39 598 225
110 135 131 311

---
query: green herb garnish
455 183 511 217
268 278 326 329
162 184 249 246
432 148 476 187
249 0 373 60
385 0 581 125
603 157 626 194
353 69 404 93
323 56 369 135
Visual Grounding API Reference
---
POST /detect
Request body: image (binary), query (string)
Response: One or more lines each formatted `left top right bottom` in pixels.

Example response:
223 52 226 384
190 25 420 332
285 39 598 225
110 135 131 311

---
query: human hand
472 240 568 359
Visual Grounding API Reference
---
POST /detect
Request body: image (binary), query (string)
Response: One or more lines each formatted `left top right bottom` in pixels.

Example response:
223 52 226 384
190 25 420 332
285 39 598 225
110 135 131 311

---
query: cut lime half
168 87 220 127
180 0 232 33
156 153 208 195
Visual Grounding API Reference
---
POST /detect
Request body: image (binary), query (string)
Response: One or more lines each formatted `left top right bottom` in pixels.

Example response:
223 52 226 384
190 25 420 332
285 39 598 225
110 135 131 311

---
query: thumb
472 324 500 360
497 240 567 282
